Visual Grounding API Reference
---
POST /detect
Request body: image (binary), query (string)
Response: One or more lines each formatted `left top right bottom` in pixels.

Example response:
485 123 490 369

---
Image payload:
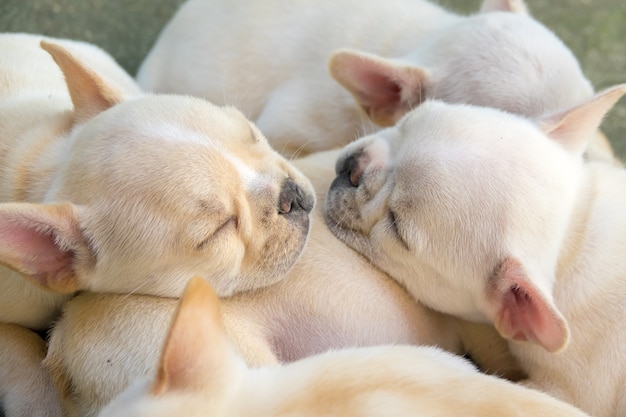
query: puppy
0 324 63 417
44 149 524 417
96 278 591 417
0 32 313 327
324 85 626 416
136 0 612 161
0 33 313 415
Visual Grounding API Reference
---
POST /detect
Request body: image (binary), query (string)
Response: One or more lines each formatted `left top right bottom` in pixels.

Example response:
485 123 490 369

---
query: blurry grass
0 0 624 158
0 0 186 75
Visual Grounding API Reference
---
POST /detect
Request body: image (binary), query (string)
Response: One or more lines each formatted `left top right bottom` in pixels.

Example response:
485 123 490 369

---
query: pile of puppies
0 0 624 416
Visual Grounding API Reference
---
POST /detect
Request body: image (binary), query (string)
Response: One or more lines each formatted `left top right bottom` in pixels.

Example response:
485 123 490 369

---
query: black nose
335 154 362 187
278 178 314 215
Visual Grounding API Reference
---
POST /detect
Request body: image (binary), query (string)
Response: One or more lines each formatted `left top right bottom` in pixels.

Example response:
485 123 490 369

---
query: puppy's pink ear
0 202 93 293
538 84 626 155
152 277 240 396
479 0 528 14
329 49 429 127
486 257 569 353
40 40 123 123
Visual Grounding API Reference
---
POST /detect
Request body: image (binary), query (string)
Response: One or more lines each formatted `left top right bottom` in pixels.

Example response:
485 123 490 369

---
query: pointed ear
480 0 528 14
486 257 569 353
0 202 93 293
539 84 626 155
328 49 429 127
40 40 123 123
152 277 238 395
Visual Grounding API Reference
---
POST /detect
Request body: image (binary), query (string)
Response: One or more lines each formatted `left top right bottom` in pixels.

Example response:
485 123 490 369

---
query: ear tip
548 317 571 353
39 40 73 68
604 84 626 98
330 47 358 57
328 48 358 70
480 0 528 14
186 276 213 296
39 39 61 56
183 276 221 313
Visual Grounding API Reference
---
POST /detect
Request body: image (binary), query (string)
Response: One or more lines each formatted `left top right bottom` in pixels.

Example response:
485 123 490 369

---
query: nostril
338 155 361 187
278 179 313 215
279 198 293 214
349 165 363 187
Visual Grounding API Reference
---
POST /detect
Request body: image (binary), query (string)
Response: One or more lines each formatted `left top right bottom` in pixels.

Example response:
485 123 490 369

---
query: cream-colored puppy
0 33 313 327
136 0 611 160
325 86 626 416
97 278 591 417
0 33 313 416
45 149 523 417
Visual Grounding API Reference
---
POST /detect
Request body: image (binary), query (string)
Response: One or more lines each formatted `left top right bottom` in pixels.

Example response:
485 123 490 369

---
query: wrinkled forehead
392 102 542 167
81 97 282 195
112 96 260 147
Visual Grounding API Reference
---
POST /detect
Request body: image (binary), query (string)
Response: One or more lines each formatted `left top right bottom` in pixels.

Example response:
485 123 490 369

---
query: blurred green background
0 0 624 158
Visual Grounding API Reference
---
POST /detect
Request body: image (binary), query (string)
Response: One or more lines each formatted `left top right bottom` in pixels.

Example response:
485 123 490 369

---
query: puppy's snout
337 154 363 187
279 178 314 215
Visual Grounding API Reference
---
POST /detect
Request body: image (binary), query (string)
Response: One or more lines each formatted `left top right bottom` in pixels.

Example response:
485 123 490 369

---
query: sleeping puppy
0 33 312 416
97 278 591 417
136 0 614 161
325 85 626 417
45 149 524 417
0 32 313 328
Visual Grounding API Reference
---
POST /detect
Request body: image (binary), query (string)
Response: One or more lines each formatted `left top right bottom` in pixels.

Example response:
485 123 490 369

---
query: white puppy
0 33 313 416
136 0 610 160
97 278 591 417
324 85 626 416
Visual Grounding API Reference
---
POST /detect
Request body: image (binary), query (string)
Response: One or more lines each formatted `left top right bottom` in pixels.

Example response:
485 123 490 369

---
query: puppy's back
249 345 590 416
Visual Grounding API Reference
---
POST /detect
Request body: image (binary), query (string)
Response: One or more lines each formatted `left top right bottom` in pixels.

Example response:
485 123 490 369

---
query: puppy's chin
324 217 371 255
324 198 379 266
238 215 311 294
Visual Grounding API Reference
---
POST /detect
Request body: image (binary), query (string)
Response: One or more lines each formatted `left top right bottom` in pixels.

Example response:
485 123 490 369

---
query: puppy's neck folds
516 162 626 417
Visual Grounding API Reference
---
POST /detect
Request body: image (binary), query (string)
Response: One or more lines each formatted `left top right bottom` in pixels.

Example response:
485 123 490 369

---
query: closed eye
388 210 409 250
195 216 238 250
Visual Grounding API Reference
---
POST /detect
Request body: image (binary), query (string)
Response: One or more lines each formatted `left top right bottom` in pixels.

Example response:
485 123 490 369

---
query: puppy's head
329 0 593 126
0 42 314 298
325 85 626 353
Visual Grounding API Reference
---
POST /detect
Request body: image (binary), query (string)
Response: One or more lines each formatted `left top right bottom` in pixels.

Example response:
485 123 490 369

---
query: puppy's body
45 293 177 417
324 88 626 416
98 278 590 417
0 33 141 330
137 0 605 159
513 160 626 415
45 150 523 417
0 324 63 417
